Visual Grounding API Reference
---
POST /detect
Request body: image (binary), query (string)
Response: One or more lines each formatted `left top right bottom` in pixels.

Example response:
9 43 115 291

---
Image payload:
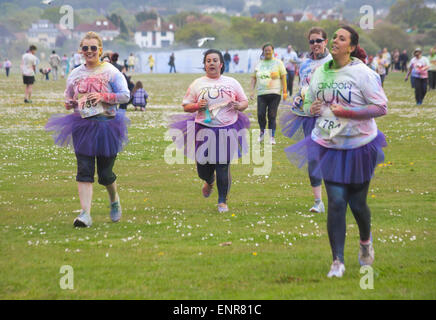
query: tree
388 0 436 29
135 10 158 23
175 22 219 47
107 13 130 40
369 22 413 52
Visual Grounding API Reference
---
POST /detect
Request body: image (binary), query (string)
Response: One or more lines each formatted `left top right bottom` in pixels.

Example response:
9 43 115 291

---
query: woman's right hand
309 99 323 115
198 99 208 111
65 99 77 110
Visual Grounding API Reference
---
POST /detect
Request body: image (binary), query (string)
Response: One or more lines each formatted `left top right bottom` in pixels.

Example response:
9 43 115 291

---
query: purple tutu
169 112 250 164
45 110 130 157
284 131 387 184
280 110 317 141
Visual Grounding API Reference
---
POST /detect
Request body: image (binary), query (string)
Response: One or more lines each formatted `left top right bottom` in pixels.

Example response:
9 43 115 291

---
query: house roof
136 19 175 32
75 20 119 32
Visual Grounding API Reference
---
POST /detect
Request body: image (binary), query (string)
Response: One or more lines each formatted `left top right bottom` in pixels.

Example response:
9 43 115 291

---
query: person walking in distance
251 43 287 145
49 50 61 81
21 45 38 103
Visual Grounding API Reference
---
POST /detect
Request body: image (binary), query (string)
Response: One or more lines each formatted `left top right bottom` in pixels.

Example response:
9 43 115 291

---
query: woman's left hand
229 101 242 111
86 92 103 104
330 104 348 117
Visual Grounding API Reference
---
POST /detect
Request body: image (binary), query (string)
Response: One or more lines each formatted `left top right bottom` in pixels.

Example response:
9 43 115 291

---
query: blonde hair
79 31 103 48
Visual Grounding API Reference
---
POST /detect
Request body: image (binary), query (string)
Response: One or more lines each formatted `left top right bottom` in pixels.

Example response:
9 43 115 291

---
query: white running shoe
270 137 276 145
358 241 375 266
258 133 264 142
218 203 229 213
73 210 92 228
309 200 325 213
327 260 345 278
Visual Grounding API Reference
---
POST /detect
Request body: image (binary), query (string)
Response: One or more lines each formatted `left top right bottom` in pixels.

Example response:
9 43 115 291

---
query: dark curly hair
203 49 225 74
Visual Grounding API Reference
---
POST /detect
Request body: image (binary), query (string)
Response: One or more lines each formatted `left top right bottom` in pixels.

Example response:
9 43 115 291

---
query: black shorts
75 153 117 185
23 75 35 85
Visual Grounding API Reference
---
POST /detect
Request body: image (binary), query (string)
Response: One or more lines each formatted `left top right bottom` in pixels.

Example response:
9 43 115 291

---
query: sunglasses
82 45 99 52
309 39 325 45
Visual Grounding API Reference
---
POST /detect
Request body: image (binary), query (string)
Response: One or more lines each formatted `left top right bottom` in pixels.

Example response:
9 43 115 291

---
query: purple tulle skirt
45 110 130 157
284 131 387 184
169 112 251 164
280 110 317 141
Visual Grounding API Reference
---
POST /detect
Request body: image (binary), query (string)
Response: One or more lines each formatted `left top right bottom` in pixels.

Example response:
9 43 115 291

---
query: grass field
0 71 435 300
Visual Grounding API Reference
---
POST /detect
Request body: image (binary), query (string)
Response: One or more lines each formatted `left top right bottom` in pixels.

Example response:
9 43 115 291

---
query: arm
183 99 207 113
332 69 388 119
250 75 257 99
330 104 387 119
64 76 77 110
88 71 130 105
281 74 287 100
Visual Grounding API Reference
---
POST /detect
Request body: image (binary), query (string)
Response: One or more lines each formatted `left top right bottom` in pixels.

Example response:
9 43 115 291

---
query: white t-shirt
21 53 37 76
281 50 300 72
303 58 388 149
73 53 82 66
182 75 248 127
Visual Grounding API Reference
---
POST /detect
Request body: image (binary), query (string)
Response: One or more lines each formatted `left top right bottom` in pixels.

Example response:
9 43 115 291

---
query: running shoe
309 200 325 213
258 133 264 142
202 181 214 198
73 210 92 228
110 200 122 222
218 203 229 213
270 137 276 145
358 241 375 266
327 260 345 278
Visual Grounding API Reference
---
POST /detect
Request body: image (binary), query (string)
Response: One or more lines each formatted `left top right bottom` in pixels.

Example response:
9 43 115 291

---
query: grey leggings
324 180 372 263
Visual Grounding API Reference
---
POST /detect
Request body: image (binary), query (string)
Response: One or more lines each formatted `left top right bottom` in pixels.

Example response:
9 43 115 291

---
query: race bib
78 94 105 118
208 101 230 119
318 107 349 139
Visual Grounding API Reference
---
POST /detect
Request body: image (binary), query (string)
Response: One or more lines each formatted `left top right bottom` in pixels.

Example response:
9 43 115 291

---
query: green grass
0 71 435 299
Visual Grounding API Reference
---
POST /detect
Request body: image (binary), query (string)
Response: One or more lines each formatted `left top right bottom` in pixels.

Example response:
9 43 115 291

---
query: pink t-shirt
182 75 248 127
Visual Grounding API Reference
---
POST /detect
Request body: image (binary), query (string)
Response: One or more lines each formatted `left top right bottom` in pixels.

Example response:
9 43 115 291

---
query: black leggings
428 70 436 90
197 163 231 204
286 70 295 96
324 180 372 263
257 94 281 137
413 77 427 104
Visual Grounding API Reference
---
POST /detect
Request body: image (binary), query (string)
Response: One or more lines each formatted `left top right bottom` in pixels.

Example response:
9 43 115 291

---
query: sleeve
232 79 248 102
279 60 287 76
101 70 130 105
64 74 76 108
182 80 198 105
302 71 317 116
333 69 387 119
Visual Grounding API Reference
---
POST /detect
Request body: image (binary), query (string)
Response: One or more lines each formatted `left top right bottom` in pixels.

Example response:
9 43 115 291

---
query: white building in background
245 0 262 12
202 6 227 14
74 19 120 42
27 20 60 48
134 17 175 49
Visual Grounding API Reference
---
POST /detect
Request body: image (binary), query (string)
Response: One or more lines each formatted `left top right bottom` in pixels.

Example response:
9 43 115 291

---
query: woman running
170 49 249 213
45 31 130 227
251 43 287 145
285 25 388 278
281 27 332 213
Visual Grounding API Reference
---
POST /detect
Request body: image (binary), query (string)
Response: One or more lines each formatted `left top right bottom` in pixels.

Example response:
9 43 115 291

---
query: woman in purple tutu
285 25 388 278
45 31 130 227
280 27 332 214
170 49 249 213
